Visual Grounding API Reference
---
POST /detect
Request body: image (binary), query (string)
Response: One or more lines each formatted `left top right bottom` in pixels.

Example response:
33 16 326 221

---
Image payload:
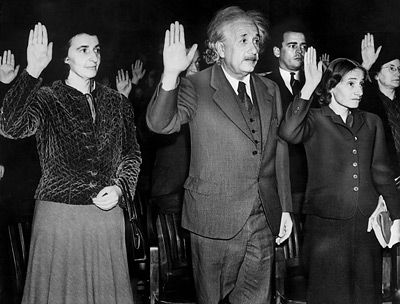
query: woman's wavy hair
204 6 269 65
314 58 366 105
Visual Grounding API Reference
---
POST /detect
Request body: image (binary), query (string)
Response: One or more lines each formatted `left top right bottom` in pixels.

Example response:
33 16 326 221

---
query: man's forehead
282 31 306 43
225 18 259 36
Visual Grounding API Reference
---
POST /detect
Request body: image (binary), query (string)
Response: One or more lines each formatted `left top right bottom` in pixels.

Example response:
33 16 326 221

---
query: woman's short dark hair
314 58 366 105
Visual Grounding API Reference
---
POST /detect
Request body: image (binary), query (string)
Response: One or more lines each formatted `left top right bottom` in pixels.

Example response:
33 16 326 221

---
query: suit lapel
252 74 273 149
211 65 253 140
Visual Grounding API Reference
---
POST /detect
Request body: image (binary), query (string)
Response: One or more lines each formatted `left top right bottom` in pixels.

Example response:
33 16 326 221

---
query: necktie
290 72 301 96
237 81 253 113
345 112 353 128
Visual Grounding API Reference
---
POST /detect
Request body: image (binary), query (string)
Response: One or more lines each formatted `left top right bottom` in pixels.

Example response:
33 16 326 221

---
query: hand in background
361 33 382 71
0 165 4 180
116 69 132 98
319 53 330 72
131 59 146 85
0 50 20 84
26 22 53 78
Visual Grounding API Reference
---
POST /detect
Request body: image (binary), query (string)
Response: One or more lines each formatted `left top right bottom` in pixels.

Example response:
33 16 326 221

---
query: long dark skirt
22 200 134 304
303 210 382 304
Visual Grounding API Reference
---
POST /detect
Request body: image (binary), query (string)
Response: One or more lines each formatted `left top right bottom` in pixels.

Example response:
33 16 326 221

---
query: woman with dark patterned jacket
0 23 141 304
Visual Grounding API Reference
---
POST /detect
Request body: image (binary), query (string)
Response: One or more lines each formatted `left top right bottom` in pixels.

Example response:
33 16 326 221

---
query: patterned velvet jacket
0 70 141 209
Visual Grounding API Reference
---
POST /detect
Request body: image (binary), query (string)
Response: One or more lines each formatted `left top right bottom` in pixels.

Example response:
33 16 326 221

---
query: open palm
0 50 20 84
116 69 132 98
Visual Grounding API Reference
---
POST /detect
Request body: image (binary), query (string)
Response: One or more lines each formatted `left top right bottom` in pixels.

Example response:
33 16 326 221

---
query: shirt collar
221 65 252 100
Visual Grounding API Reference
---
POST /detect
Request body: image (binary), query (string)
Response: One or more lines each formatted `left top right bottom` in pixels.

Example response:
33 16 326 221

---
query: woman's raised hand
301 47 323 100
0 50 20 84
26 22 53 78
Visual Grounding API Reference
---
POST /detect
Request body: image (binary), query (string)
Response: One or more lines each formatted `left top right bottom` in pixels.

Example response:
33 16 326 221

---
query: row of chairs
6 197 400 304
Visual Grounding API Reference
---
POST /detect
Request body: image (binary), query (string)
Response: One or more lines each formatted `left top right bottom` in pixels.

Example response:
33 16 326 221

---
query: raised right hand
0 50 20 84
361 33 381 71
26 22 53 78
161 21 197 90
301 47 323 100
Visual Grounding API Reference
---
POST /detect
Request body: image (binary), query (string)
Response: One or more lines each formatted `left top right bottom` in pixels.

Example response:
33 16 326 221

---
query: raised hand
319 53 330 72
301 47 323 100
0 50 20 84
161 21 197 90
26 22 53 78
361 33 382 71
131 59 146 85
116 69 132 98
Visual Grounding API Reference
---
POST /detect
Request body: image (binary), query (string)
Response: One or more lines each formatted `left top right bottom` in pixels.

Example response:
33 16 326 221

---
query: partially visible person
359 33 400 187
279 48 400 304
0 23 141 304
147 6 292 304
266 20 309 214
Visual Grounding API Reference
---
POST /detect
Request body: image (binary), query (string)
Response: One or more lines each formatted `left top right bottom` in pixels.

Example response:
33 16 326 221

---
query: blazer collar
321 105 365 133
210 64 274 144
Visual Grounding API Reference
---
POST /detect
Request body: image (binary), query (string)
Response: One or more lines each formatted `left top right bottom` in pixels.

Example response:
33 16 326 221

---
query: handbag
120 178 147 263
369 195 392 248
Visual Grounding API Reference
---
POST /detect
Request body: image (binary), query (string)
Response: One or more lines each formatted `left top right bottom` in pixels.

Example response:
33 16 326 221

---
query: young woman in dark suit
279 48 400 304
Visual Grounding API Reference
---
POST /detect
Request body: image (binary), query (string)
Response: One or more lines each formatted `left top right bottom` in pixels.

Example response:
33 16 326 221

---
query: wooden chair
7 216 32 304
274 214 307 304
149 194 196 304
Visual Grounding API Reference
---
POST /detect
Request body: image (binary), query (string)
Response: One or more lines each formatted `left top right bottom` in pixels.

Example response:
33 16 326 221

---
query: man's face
65 34 101 80
274 31 307 72
218 18 260 80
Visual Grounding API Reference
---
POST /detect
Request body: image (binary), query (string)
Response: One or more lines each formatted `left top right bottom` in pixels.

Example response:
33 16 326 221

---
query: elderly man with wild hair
147 6 292 304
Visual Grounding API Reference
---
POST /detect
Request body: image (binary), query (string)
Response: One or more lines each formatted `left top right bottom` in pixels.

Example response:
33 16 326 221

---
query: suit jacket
279 96 400 220
266 69 308 194
147 64 292 239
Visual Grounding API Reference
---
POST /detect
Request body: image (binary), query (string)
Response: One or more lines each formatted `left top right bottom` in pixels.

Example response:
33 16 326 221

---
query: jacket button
251 130 256 133
250 118 255 123
354 136 358 141
353 186 359 192
352 149 357 154
353 174 358 179
352 162 358 167
252 151 258 155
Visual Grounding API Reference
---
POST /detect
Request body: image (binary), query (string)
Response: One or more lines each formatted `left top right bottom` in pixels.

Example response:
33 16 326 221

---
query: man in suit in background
266 21 309 214
146 6 292 304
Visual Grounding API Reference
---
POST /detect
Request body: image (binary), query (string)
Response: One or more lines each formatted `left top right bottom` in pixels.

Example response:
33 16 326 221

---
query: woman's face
375 59 400 90
330 68 364 109
65 33 101 80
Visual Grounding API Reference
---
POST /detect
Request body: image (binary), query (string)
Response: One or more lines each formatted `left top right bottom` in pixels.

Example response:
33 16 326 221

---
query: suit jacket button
252 151 258 155
353 186 359 192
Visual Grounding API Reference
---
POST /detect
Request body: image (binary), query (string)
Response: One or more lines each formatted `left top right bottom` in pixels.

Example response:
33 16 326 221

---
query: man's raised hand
161 21 197 90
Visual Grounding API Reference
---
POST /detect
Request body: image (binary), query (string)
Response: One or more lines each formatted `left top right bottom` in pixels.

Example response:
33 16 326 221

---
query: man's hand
388 219 400 248
161 21 197 90
0 50 20 84
92 185 122 211
361 33 381 71
131 59 146 85
116 69 132 98
319 53 330 72
0 165 4 180
26 22 53 78
276 212 293 245
301 47 323 100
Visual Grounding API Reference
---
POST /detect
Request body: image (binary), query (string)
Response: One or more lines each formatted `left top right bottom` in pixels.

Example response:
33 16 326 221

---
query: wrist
26 66 42 78
161 71 180 91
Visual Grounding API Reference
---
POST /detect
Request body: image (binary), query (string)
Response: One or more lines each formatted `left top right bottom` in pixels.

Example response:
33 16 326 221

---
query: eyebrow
77 44 100 49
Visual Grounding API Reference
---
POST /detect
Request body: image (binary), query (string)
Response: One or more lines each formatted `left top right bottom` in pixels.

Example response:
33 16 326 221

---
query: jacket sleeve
274 82 292 212
371 116 400 220
0 70 45 139
278 95 315 144
114 95 142 212
146 77 197 134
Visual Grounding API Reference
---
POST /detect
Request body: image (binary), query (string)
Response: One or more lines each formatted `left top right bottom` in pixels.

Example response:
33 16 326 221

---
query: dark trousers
190 202 274 304
304 210 382 304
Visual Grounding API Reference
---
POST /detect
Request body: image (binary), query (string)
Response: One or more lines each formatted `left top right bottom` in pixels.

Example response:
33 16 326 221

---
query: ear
64 57 69 64
215 41 225 59
273 46 281 58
